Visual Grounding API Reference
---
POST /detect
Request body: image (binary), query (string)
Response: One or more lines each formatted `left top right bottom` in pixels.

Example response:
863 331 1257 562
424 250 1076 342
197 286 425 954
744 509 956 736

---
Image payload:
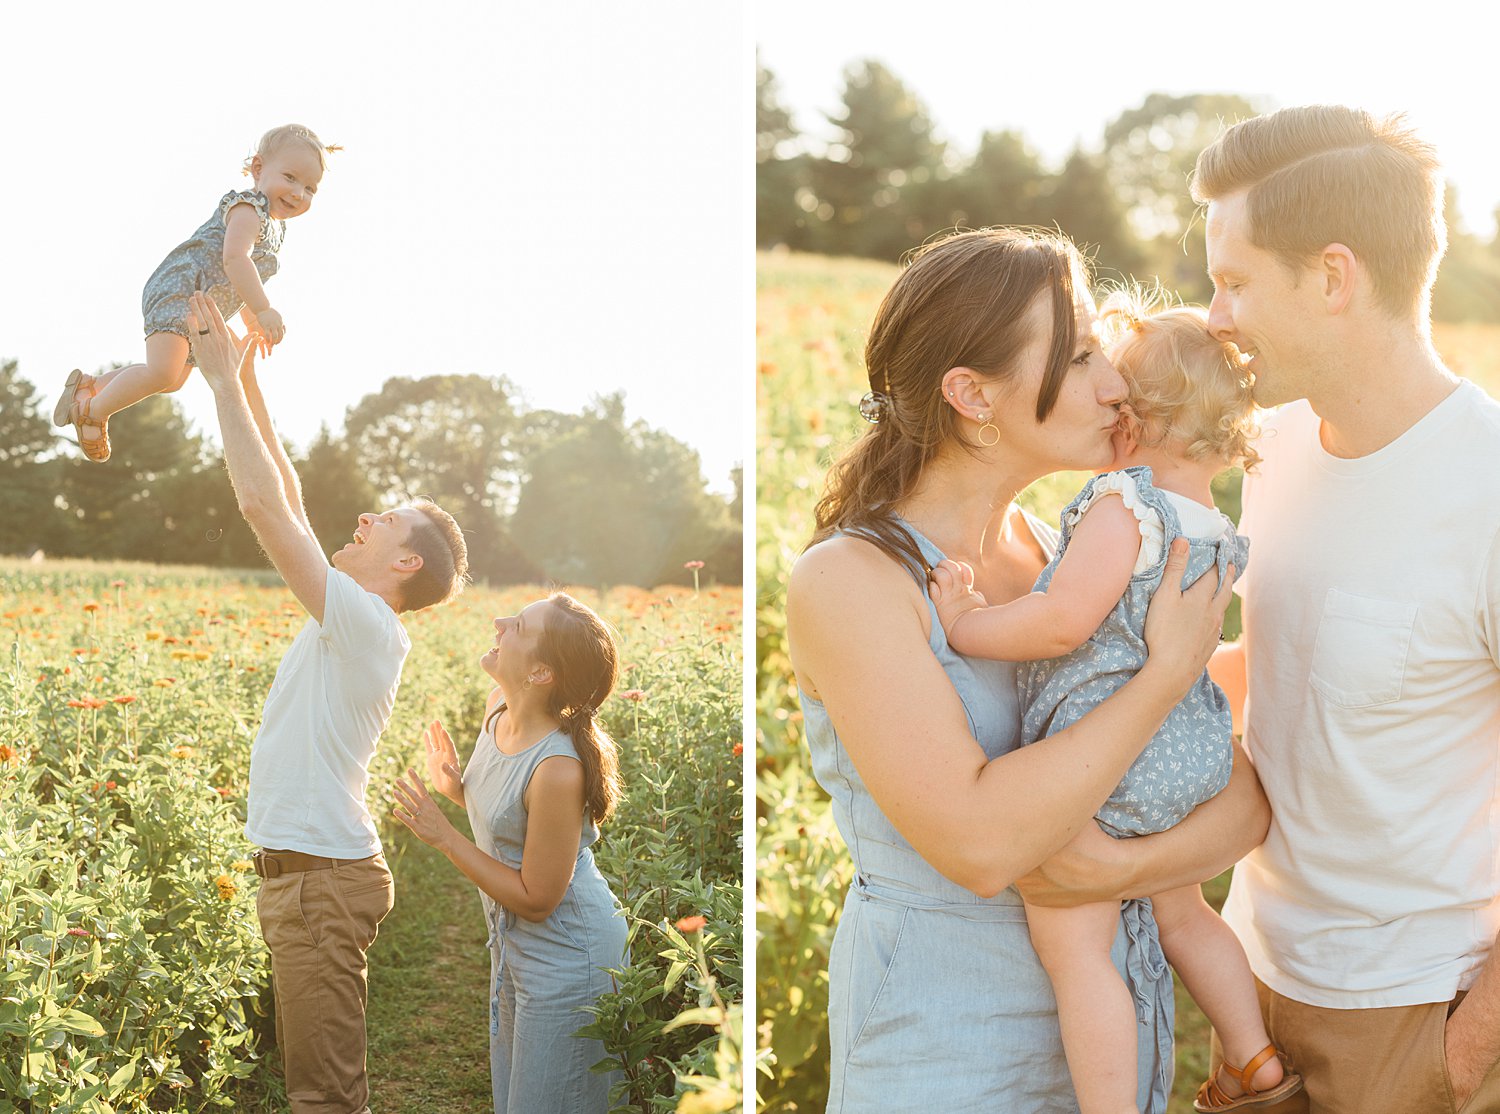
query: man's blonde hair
1102 286 1260 471
1191 105 1445 321
400 499 469 613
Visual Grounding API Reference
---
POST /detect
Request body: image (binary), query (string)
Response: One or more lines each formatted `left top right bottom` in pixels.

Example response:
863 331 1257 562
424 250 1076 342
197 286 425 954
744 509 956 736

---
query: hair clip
859 391 890 423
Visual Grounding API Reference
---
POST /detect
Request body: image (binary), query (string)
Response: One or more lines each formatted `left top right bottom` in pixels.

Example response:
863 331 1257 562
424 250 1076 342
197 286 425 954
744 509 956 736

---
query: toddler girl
929 288 1301 1114
54 124 337 461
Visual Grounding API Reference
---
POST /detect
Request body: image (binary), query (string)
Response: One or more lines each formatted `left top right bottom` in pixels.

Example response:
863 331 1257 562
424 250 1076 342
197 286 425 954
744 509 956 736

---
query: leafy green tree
299 425 383 558
343 374 542 583
54 390 229 564
1433 183 1500 322
1041 147 1148 283
757 55 809 250
706 464 743 585
0 361 67 556
807 59 947 259
510 395 732 586
344 374 523 512
1102 93 1258 300
930 129 1048 232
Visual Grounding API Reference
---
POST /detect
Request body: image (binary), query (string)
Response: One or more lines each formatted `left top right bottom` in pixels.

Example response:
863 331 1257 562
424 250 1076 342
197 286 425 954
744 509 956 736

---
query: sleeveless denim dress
141 189 284 366
462 719 629 1114
1020 467 1249 838
801 516 1174 1113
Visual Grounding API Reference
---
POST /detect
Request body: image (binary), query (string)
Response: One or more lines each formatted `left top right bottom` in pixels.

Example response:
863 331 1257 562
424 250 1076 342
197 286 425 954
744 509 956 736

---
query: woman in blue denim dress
392 593 629 1113
785 229 1271 1113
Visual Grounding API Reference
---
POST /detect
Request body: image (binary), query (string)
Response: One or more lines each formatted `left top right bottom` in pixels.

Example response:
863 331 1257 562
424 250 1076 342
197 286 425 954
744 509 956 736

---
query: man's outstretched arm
190 292 329 622
238 345 314 535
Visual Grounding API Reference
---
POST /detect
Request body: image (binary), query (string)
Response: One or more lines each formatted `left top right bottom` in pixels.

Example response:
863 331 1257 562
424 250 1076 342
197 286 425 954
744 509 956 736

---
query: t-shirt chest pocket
1308 589 1418 709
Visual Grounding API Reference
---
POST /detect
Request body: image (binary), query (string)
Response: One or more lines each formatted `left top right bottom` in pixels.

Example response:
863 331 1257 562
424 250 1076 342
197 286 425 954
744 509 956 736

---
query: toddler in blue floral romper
52 124 336 462
930 289 1303 1113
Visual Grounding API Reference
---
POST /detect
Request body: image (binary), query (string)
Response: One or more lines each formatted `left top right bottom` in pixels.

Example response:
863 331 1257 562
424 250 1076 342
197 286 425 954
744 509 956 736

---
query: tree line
757 58 1500 319
0 361 741 588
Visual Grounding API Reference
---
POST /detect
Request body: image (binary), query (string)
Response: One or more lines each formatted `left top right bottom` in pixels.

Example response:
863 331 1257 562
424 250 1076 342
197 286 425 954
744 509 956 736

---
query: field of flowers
0 560 742 1114
754 248 1500 1111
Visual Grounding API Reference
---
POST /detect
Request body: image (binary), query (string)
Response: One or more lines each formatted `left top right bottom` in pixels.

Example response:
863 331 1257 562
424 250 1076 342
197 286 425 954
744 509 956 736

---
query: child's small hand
928 558 988 635
245 306 285 347
238 307 273 359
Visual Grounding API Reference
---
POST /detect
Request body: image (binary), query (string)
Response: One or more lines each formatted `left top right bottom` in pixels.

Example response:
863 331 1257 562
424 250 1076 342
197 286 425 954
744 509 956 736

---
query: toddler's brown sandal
1193 1044 1304 1112
54 369 110 462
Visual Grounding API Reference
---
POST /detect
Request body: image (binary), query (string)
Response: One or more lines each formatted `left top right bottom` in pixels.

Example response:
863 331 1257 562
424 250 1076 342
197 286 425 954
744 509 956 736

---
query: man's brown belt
252 849 375 879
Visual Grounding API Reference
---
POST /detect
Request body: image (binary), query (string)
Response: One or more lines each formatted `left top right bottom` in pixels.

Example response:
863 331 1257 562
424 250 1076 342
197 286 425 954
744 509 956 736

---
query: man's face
1205 190 1324 408
332 506 425 579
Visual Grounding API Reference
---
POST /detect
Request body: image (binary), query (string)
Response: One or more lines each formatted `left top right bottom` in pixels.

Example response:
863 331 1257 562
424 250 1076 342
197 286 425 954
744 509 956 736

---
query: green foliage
580 587 744 1111
0 564 743 1112
757 56 809 253
2 367 740 586
761 67 1500 323
511 395 737 587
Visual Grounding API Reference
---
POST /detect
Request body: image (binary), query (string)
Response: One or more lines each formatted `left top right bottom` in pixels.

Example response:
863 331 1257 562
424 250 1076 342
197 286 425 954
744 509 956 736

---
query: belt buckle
252 850 281 879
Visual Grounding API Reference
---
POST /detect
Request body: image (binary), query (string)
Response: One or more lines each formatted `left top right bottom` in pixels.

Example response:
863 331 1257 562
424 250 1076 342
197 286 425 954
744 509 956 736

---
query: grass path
366 811 494 1113
235 798 495 1112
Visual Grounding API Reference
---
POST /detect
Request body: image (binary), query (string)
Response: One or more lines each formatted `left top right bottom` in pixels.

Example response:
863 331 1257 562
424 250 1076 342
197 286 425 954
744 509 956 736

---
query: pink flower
67 927 91 938
683 560 705 569
620 689 646 702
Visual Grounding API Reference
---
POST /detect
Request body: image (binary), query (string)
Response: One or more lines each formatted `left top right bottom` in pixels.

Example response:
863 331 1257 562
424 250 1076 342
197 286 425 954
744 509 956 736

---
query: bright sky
757 1 1500 240
2 2 747 495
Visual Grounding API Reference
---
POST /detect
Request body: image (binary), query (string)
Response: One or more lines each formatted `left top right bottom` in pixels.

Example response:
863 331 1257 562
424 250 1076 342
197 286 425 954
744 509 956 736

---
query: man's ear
394 552 424 575
1321 243 1358 315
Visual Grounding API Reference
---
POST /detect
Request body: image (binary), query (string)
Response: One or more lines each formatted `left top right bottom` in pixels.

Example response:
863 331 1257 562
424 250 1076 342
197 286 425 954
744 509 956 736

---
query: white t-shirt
1222 379 1500 1009
244 568 411 858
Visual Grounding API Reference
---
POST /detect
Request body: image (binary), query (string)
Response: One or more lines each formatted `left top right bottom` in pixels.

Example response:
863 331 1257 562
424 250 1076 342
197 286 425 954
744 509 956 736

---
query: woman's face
985 285 1128 476
480 600 553 686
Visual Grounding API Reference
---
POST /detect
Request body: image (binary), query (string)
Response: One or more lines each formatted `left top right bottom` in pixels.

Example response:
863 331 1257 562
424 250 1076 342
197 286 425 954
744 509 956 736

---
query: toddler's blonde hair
1102 284 1261 472
241 124 342 176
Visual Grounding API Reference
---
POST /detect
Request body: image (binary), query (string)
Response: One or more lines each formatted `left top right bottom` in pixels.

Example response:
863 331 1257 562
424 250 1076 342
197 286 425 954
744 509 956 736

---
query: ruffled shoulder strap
1059 466 1182 574
219 190 270 242
1062 467 1161 533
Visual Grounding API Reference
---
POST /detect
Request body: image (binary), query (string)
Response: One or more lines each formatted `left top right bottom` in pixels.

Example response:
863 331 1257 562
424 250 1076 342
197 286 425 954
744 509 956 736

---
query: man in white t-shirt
1194 108 1500 1113
189 295 469 1114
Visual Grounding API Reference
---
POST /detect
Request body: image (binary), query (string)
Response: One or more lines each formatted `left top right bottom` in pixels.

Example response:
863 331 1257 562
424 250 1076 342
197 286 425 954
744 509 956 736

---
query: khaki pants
256 853 395 1114
1209 977 1500 1114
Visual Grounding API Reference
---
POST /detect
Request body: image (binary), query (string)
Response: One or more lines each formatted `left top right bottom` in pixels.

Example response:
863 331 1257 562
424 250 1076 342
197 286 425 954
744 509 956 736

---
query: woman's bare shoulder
789 533 923 603
787 534 932 701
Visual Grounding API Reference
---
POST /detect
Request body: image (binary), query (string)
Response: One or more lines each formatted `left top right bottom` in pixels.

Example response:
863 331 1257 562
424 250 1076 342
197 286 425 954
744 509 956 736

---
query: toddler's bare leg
84 333 192 420
1026 898 1139 1114
1153 884 1283 1095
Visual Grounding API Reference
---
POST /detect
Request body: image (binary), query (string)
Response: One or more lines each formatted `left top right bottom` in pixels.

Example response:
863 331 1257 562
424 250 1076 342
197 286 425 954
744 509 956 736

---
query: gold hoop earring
977 415 1000 447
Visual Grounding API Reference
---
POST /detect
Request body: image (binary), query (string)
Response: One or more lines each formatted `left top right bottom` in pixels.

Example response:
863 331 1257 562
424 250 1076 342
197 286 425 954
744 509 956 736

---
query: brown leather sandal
1193 1044 1304 1111
54 369 110 462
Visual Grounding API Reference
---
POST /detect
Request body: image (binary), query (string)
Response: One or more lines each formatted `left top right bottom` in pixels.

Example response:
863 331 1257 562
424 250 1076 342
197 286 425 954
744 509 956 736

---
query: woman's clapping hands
424 720 466 806
392 769 458 852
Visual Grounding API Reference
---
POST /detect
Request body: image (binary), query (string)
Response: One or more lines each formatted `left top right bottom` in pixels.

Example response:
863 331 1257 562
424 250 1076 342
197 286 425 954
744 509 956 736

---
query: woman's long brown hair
485 593 623 825
811 227 1087 577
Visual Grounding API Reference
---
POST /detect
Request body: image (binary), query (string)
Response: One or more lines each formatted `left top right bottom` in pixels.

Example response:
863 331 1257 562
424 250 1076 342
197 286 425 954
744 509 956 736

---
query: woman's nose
1097 355 1128 407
